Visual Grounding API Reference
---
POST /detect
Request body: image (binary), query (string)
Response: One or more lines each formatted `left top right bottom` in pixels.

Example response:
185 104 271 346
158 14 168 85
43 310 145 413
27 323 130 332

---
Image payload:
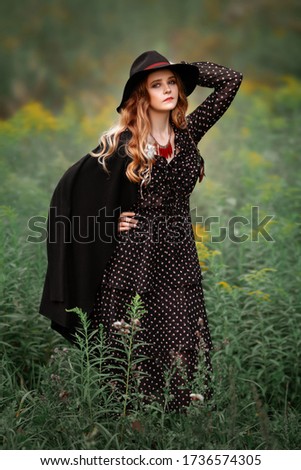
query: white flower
131 318 141 327
112 319 131 333
190 393 204 402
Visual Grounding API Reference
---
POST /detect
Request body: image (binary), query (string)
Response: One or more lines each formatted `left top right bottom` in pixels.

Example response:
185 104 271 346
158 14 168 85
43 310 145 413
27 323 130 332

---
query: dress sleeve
186 61 243 144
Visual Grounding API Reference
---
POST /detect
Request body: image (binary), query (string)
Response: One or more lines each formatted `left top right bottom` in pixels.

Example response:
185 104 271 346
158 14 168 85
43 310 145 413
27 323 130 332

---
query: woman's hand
118 212 138 232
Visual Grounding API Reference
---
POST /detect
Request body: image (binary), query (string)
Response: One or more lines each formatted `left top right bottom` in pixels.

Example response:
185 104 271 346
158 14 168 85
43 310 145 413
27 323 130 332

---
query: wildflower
210 250 222 256
193 223 210 242
169 349 180 360
17 102 57 132
51 374 60 382
112 319 131 332
120 327 130 335
217 281 232 292
59 390 69 401
247 290 270 301
198 317 204 327
190 393 204 402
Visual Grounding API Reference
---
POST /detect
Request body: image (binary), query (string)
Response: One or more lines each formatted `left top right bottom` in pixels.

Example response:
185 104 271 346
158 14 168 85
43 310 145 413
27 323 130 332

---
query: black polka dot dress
91 62 243 412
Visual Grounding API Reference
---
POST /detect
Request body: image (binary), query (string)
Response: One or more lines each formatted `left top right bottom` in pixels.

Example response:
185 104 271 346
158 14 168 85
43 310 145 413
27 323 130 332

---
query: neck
148 109 171 139
148 110 173 159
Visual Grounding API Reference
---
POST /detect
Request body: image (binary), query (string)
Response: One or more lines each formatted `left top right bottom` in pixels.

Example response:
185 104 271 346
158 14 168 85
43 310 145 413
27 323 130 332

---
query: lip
163 97 174 102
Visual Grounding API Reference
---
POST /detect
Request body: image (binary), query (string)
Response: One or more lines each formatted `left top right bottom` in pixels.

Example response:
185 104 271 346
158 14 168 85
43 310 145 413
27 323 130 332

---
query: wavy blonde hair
90 70 188 185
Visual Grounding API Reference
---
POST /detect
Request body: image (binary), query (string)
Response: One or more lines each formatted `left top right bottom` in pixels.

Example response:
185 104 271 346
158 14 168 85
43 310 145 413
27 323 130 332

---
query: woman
40 50 243 412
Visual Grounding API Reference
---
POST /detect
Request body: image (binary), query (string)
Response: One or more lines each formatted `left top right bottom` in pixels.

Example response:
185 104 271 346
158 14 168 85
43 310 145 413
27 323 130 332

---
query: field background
1 0 301 450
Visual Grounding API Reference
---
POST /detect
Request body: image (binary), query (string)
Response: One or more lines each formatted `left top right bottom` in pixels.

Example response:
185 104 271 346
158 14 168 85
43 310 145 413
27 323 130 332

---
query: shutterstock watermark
26 205 275 245
190 206 274 243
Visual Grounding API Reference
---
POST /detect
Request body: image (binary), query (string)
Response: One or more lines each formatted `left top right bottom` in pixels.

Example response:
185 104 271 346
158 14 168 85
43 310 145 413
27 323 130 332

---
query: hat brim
116 63 199 113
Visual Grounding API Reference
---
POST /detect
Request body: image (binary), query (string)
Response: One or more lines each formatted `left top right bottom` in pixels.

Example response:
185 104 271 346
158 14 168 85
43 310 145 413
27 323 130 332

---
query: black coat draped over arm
39 133 138 342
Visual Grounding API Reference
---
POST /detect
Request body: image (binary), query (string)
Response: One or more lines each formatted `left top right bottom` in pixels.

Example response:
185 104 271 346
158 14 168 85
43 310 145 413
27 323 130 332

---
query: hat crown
129 50 171 77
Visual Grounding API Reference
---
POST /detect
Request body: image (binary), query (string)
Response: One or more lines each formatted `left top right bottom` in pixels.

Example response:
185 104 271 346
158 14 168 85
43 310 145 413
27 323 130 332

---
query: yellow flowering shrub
192 223 210 242
216 281 233 292
247 290 270 302
0 101 57 137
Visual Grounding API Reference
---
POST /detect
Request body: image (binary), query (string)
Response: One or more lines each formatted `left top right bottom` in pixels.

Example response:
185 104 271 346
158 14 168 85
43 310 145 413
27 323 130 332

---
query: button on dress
91 62 243 411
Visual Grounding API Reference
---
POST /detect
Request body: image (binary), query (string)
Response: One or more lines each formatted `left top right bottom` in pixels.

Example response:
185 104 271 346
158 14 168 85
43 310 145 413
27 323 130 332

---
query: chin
150 102 177 113
162 102 177 111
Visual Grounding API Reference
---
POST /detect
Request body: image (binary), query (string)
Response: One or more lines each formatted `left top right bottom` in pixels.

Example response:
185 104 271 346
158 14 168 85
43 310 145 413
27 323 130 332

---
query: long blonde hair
90 70 188 184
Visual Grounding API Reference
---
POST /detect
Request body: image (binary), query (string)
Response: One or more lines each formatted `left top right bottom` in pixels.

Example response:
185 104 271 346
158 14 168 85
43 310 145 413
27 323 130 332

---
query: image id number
183 454 262 466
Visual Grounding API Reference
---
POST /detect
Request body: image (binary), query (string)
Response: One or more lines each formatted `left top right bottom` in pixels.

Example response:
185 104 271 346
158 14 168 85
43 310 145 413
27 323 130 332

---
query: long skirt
90 283 213 412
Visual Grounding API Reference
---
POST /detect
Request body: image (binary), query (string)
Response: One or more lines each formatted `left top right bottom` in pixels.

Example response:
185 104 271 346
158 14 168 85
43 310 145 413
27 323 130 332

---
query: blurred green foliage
1 0 301 117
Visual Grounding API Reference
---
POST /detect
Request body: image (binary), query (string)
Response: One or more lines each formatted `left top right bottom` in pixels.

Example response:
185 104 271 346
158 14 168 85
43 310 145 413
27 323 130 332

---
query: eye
169 79 177 85
152 83 161 88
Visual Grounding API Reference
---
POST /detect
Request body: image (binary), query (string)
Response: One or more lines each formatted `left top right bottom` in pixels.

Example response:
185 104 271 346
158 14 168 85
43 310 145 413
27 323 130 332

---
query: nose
164 82 171 94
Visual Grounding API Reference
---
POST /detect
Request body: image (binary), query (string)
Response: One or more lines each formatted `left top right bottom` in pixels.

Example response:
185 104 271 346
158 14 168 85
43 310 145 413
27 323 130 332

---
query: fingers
118 212 138 232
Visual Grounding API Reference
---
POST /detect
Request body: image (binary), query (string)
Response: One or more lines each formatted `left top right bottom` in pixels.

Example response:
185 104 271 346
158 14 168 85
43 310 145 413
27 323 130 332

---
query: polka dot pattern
187 61 243 143
91 61 243 411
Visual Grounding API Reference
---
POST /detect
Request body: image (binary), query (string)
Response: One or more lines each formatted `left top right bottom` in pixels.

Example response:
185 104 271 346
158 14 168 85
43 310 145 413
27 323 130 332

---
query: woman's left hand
118 212 138 232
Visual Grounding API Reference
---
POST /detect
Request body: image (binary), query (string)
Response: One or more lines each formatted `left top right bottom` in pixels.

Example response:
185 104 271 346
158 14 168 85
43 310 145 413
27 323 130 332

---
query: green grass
0 79 301 449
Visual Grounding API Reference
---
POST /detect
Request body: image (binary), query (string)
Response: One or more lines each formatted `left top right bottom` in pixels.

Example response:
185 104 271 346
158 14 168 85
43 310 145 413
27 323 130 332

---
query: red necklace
150 128 173 159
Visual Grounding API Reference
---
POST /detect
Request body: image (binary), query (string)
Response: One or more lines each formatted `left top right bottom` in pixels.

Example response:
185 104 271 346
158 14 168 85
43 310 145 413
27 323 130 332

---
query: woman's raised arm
185 61 243 144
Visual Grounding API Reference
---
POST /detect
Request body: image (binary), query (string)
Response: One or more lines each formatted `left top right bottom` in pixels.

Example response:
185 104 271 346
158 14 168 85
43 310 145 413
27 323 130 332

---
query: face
146 69 179 112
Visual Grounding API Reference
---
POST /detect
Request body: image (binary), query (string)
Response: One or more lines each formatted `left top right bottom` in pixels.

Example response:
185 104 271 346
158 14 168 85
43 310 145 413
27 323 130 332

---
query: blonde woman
40 50 243 412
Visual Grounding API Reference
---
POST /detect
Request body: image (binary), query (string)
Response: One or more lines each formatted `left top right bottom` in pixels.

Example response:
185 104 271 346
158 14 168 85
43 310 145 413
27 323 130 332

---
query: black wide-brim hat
116 50 199 113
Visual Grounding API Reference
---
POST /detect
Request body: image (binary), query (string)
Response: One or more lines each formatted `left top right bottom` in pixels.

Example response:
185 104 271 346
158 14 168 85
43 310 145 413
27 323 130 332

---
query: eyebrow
149 75 176 85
